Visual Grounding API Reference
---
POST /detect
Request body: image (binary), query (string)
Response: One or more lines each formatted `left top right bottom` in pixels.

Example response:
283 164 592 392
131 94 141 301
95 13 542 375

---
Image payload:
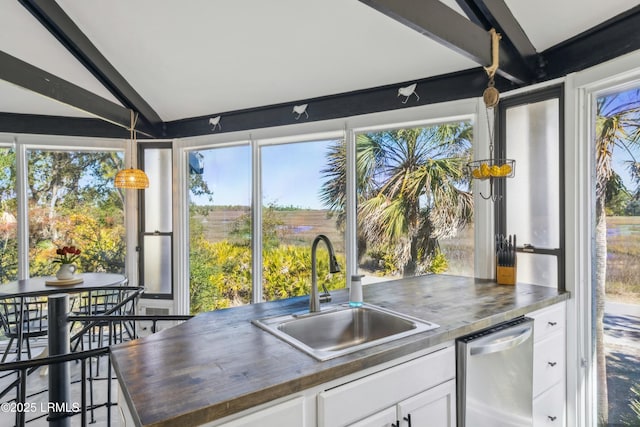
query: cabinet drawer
533 331 565 397
529 302 565 343
318 346 455 427
533 382 565 426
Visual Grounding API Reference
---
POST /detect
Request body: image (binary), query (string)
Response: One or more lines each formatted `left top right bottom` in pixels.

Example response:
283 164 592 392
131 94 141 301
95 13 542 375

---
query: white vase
56 263 77 280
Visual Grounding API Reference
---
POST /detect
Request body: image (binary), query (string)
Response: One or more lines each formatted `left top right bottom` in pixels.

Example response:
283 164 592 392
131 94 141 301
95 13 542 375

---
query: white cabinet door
397 380 456 427
213 396 305 427
533 383 565 427
349 407 398 427
318 346 455 427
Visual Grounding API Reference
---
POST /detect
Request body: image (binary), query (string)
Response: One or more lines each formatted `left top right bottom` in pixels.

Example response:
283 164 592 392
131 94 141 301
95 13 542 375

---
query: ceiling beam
456 0 541 79
18 0 164 134
0 112 132 138
0 50 157 133
358 0 532 84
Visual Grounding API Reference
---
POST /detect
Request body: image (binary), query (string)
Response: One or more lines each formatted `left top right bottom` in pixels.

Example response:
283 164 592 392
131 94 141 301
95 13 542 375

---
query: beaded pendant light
114 110 149 189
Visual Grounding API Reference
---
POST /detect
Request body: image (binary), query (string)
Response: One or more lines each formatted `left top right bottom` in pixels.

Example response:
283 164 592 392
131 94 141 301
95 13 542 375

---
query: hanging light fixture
115 110 149 189
466 28 515 201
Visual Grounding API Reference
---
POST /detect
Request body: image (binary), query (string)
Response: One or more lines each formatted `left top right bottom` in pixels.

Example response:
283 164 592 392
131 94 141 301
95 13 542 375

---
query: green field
606 216 640 303
191 206 474 277
191 207 345 252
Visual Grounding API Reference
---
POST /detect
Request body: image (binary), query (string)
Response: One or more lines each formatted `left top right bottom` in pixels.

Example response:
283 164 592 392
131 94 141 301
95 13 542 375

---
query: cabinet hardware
403 414 412 426
391 421 399 427
548 321 557 326
548 415 557 421
548 361 557 367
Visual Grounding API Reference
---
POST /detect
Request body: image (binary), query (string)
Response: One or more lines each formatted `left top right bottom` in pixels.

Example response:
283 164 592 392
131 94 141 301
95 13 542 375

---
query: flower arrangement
54 246 81 264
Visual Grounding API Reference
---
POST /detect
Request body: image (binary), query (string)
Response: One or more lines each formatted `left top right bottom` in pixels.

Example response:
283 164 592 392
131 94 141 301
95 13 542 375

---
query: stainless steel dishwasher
457 316 534 426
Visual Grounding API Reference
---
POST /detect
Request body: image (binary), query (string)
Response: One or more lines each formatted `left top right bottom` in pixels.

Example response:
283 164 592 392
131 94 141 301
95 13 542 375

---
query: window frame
0 134 127 281
495 84 566 292
138 140 174 300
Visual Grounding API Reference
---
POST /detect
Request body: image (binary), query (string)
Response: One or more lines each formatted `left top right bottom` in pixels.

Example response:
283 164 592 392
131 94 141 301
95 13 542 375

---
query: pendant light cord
129 110 138 169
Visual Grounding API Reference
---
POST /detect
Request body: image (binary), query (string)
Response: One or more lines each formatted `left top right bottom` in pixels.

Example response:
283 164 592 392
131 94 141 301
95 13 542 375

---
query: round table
0 273 128 298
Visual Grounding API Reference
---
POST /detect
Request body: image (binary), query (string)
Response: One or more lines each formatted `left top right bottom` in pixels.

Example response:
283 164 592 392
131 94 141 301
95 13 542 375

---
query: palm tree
594 89 640 424
321 122 473 276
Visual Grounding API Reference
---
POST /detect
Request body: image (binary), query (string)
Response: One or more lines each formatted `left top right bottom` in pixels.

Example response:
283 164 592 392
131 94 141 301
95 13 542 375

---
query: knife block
496 263 517 285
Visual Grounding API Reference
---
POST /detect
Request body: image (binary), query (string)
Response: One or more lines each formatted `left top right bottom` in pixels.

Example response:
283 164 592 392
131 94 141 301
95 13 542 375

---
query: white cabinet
350 407 397 427
210 396 306 427
352 380 456 427
528 302 566 427
318 346 455 427
397 380 456 427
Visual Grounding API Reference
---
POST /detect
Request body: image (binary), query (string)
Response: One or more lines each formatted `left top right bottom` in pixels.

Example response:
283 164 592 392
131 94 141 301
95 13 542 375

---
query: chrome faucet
310 234 341 313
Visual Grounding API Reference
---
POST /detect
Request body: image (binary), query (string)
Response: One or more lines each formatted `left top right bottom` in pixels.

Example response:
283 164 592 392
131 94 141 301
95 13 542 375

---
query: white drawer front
533 331 565 397
318 346 455 427
533 383 565 426
529 302 566 343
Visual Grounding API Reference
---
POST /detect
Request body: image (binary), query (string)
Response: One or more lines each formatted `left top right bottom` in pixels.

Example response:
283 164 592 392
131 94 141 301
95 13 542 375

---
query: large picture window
262 139 346 301
26 149 126 277
187 139 347 314
188 144 252 312
354 122 474 280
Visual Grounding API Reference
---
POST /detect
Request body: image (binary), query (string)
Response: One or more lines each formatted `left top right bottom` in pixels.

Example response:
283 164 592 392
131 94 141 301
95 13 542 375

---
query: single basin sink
252 304 438 361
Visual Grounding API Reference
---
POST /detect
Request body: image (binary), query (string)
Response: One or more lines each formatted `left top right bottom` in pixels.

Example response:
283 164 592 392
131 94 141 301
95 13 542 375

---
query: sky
190 139 339 209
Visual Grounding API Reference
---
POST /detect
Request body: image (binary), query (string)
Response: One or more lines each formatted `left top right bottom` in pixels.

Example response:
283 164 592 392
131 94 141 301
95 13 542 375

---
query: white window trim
565 49 640 427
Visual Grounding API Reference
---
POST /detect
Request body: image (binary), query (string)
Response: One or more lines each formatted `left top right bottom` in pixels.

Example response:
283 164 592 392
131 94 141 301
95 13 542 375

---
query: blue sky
190 139 339 209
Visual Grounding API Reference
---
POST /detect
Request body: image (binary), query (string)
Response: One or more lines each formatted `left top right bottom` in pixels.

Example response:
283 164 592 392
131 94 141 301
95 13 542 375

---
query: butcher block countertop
110 275 569 427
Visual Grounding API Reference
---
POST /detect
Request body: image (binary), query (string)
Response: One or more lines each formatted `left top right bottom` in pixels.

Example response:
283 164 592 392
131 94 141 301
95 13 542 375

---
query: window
0 146 17 283
188 144 251 312
354 122 474 280
139 143 173 298
496 86 564 290
262 139 346 301
186 138 347 314
25 148 126 277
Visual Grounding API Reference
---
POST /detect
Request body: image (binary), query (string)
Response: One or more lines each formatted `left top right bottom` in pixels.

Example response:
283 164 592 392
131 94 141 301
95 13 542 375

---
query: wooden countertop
110 275 569 427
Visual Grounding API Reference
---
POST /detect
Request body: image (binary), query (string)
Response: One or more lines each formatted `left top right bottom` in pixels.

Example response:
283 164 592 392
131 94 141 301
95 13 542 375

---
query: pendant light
114 110 149 189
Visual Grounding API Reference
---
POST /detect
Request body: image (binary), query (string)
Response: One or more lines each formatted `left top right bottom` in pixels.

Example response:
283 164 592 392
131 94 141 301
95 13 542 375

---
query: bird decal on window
398 83 420 104
292 104 309 120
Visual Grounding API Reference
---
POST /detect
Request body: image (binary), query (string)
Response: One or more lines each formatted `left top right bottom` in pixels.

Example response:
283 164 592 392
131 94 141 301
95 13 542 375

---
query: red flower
53 245 81 264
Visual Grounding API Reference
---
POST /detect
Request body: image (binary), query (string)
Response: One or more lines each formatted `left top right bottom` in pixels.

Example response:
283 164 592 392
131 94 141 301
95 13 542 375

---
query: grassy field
192 209 637 291
606 216 640 303
192 207 345 252
191 206 473 276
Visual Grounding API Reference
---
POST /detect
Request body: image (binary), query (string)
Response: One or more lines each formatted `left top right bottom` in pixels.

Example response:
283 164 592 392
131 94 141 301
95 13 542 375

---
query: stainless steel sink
252 304 439 360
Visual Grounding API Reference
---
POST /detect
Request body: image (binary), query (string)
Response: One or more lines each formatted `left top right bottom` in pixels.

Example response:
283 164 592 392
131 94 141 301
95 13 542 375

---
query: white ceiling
1 0 639 123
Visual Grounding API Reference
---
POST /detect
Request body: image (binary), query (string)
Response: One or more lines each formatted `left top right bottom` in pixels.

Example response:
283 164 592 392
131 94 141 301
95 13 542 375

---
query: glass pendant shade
114 167 149 189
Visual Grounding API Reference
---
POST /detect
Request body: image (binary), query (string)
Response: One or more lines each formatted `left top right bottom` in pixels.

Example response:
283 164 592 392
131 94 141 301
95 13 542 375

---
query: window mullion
251 138 263 304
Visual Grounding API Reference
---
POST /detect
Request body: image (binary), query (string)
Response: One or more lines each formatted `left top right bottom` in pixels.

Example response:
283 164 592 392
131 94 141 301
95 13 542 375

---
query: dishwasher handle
469 324 533 356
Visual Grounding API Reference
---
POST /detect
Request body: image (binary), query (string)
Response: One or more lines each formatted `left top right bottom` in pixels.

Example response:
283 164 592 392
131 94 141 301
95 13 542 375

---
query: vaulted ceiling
1 0 639 139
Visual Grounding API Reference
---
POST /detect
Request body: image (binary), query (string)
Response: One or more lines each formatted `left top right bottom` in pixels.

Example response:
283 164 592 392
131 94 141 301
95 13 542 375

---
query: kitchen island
110 274 568 427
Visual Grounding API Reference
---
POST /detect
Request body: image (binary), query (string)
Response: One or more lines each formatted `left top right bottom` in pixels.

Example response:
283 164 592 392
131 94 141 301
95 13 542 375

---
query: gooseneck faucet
310 234 341 313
